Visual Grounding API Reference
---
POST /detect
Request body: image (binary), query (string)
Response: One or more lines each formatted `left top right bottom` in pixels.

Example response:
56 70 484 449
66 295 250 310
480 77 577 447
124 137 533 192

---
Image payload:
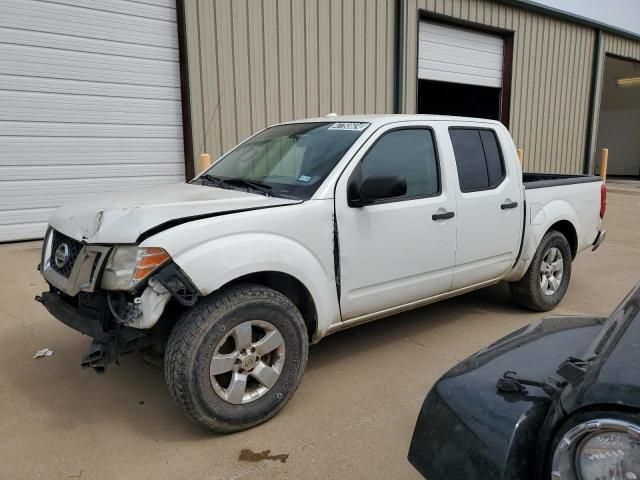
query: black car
408 282 640 480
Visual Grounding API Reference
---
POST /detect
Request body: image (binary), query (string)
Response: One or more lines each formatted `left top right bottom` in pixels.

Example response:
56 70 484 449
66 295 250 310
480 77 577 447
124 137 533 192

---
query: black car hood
408 315 605 480
560 282 640 414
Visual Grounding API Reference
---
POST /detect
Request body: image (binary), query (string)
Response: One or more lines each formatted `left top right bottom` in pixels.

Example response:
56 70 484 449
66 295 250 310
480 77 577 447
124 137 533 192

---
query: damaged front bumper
36 290 153 372
37 228 201 372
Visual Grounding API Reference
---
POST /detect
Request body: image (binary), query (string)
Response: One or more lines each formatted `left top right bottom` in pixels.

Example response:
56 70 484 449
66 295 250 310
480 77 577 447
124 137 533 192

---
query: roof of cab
279 114 504 127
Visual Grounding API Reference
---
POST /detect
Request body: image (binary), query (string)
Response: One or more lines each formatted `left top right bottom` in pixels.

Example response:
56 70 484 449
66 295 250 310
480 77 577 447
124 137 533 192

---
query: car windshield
193 121 369 199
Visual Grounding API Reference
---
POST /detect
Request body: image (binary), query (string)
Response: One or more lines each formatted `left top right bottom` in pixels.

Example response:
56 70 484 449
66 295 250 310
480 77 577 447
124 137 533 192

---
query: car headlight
100 246 170 291
552 418 640 480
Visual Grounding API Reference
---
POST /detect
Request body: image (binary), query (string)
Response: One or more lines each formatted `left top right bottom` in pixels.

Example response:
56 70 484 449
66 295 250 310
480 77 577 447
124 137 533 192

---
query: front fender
170 232 340 339
505 199 579 282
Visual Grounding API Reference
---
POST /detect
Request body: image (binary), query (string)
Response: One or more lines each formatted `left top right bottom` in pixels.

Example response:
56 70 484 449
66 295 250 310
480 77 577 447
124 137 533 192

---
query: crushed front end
36 227 198 372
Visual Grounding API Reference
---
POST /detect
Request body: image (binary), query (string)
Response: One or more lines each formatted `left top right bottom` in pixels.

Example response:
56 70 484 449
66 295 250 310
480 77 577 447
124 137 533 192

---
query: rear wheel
510 230 572 311
164 284 309 432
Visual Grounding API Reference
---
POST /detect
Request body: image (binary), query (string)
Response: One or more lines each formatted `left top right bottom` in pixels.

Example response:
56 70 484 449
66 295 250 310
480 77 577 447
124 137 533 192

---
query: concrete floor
0 192 638 480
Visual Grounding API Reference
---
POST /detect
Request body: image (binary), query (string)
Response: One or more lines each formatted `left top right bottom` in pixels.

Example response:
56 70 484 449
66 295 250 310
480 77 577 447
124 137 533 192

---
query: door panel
453 180 521 288
335 124 457 320
449 127 523 289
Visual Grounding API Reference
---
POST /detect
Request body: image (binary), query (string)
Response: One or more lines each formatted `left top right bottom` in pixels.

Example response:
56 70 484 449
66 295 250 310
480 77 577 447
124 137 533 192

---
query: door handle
501 201 519 210
432 211 455 221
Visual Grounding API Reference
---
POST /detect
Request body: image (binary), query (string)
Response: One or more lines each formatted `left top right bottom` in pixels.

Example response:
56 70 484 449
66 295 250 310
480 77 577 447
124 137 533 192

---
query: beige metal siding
184 0 396 164
587 33 640 172
403 0 596 173
603 33 640 60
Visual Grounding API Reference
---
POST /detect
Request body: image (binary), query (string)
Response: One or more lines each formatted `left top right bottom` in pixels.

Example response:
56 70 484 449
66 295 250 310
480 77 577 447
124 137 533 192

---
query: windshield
194 121 369 199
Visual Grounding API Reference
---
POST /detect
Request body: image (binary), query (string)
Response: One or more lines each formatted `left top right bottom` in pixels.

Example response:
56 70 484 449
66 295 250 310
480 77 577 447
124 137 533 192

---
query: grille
50 230 83 278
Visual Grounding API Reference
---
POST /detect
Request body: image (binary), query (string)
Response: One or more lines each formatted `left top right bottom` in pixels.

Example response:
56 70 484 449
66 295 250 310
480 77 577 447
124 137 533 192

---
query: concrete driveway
1 192 638 480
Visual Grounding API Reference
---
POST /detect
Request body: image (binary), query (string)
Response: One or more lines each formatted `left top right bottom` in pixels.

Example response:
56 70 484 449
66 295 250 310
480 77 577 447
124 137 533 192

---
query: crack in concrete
0 307 37 338
403 337 463 362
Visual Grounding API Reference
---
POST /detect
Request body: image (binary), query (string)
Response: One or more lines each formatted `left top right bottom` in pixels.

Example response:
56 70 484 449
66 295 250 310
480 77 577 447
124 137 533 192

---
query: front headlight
552 418 640 479
100 246 170 291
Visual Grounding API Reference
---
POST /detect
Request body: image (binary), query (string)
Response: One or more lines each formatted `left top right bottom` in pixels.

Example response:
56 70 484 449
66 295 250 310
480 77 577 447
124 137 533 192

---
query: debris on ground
239 449 289 464
33 348 54 359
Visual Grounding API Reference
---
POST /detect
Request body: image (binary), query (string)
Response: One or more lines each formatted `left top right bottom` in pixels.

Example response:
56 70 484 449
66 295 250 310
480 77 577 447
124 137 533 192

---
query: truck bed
515 172 603 281
523 173 601 189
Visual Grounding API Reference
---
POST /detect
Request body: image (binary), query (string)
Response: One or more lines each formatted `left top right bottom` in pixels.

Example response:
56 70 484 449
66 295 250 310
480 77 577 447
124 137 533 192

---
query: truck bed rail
523 173 601 189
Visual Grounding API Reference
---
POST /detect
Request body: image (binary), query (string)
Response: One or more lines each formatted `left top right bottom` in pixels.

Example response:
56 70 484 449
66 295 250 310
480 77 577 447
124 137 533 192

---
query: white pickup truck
37 115 606 432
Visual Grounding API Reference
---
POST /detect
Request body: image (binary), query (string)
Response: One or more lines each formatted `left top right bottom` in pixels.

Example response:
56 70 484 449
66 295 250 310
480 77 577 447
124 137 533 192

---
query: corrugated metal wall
184 0 639 176
602 32 640 64
587 33 640 172
184 0 396 163
402 0 596 173
0 0 184 241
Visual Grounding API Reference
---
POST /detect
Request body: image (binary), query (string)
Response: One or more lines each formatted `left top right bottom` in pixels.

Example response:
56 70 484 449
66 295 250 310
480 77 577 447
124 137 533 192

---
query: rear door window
449 128 505 192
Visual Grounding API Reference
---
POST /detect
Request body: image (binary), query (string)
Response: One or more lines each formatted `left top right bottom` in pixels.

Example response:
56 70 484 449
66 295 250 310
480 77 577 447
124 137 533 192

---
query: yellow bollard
599 148 608 183
197 153 212 175
516 149 524 168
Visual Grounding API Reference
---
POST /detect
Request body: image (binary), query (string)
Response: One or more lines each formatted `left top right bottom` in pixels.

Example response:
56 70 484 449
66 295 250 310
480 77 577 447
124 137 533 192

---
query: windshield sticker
328 122 369 131
298 175 312 183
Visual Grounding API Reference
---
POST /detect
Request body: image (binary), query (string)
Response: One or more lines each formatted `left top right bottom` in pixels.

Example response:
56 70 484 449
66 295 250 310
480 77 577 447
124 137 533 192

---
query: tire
164 284 309 433
510 230 572 312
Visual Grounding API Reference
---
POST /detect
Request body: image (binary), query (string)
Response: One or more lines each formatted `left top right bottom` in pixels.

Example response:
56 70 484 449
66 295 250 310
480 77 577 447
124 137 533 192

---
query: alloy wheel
539 247 564 295
209 320 286 404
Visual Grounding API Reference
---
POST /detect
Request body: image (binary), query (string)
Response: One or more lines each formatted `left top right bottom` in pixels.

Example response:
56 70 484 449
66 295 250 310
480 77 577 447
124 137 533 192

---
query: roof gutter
499 0 640 43
394 0 405 114
584 29 603 174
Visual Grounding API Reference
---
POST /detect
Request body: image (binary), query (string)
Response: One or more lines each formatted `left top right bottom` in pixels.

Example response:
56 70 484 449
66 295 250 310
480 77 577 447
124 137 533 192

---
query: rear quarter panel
505 181 602 281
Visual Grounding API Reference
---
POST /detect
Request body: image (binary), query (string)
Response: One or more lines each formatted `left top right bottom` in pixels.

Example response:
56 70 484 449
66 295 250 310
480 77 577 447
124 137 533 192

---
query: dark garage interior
595 55 640 178
417 79 502 121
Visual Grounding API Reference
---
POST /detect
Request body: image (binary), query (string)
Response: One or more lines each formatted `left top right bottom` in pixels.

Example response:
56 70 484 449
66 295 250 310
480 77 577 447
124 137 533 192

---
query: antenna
198 90 223 155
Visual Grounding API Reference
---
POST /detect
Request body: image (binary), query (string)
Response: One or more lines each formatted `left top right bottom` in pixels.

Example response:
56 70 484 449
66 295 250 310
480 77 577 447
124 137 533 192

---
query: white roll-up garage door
418 21 504 88
0 0 185 242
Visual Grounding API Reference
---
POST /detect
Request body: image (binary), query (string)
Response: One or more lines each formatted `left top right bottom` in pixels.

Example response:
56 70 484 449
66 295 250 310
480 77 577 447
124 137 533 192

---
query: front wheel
164 284 309 432
510 230 572 311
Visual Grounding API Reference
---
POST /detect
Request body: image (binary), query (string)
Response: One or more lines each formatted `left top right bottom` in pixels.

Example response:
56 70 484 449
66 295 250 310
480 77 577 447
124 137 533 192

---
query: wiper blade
195 175 272 196
197 174 227 187
220 178 273 196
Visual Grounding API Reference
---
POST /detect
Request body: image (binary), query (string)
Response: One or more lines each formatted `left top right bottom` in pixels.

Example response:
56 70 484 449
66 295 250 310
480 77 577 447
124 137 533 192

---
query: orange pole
600 148 608 183
197 153 212 175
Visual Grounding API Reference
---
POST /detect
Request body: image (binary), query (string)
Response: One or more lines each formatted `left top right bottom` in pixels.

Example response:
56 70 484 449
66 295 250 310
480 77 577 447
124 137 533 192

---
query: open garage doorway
417 19 512 125
595 55 640 178
418 80 501 120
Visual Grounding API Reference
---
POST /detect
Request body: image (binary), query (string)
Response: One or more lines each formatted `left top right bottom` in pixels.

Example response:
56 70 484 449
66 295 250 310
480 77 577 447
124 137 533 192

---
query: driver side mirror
348 175 407 207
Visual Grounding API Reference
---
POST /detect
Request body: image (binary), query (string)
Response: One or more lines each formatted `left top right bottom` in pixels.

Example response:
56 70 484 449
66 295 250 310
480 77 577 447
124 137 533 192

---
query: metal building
1 0 639 241
184 0 640 178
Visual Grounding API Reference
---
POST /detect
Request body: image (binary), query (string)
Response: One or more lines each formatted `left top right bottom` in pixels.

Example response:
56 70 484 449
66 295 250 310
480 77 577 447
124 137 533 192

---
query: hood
559 281 640 413
408 315 605 480
48 183 300 244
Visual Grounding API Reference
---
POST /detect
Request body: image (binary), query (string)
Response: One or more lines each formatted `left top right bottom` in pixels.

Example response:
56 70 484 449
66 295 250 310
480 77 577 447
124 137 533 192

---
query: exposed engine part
127 278 171 329
107 291 136 324
107 279 172 330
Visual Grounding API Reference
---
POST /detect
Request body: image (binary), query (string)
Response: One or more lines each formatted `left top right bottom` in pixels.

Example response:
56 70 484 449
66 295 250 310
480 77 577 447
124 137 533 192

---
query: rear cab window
449 127 505 193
